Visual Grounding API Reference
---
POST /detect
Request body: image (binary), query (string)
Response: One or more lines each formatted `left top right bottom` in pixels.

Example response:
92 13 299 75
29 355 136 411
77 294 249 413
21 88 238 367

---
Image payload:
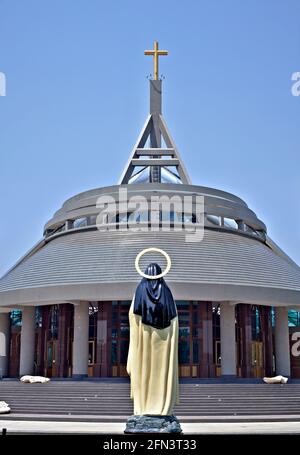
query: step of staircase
1 380 300 422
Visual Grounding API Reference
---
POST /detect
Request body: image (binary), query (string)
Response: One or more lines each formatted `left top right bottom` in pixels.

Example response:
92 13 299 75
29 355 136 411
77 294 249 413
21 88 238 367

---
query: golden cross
144 41 168 80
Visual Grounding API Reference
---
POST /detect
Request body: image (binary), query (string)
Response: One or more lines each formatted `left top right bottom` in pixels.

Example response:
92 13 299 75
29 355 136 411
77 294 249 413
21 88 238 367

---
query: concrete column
0 312 10 378
220 302 236 378
19 307 36 376
72 302 89 378
275 307 291 376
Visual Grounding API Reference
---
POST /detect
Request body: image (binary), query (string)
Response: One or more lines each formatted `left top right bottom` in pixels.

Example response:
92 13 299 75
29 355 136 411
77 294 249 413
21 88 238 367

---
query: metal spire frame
119 80 191 185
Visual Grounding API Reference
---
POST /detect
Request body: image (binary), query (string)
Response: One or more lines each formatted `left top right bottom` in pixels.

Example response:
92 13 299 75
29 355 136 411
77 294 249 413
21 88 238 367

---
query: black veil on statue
133 263 177 329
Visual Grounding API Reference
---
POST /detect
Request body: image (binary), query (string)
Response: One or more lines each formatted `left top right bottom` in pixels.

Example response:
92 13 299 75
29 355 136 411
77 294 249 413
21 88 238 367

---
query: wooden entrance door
110 300 215 378
111 301 130 377
178 301 214 377
251 341 264 377
45 340 58 377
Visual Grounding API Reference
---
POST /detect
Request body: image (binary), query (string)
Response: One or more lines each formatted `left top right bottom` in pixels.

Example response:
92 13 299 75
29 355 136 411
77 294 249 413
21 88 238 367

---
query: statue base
124 415 182 434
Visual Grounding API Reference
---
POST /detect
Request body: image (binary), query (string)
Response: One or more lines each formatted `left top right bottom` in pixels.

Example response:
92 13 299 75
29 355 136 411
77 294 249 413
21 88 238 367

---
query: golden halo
135 248 171 279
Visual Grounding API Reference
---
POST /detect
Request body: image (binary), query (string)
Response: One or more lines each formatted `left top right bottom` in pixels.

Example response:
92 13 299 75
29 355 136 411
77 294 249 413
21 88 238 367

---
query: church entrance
87 301 274 379
111 301 130 377
109 300 216 378
45 339 58 377
177 301 215 377
31 301 275 379
236 304 273 378
251 341 264 378
35 304 73 378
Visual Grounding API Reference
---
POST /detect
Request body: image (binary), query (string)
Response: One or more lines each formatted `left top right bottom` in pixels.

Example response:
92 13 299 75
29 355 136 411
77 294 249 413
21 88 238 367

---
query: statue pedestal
124 415 182 434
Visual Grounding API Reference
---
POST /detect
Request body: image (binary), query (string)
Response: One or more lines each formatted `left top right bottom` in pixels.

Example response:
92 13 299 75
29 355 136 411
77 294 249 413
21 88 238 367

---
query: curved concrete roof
0 228 299 307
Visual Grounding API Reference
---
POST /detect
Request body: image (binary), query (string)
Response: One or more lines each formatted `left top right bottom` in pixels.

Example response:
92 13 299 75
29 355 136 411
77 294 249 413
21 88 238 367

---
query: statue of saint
126 263 179 416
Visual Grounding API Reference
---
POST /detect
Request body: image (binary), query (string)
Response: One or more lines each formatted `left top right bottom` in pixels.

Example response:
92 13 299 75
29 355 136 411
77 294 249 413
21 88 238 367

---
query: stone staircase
1 380 300 422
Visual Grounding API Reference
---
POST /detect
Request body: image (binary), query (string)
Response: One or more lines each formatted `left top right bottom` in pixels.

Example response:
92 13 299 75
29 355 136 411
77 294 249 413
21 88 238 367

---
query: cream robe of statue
126 264 179 416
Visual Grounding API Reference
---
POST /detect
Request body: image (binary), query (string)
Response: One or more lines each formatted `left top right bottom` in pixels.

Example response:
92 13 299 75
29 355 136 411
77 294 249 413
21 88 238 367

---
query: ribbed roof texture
0 228 299 294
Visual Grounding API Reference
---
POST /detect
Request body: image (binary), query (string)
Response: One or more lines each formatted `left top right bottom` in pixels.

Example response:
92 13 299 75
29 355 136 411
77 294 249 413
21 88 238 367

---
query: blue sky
0 0 299 275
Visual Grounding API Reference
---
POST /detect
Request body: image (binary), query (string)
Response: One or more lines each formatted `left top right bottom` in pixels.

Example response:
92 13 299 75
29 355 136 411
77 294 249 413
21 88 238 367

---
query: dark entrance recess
35 304 73 378
26 301 275 379
236 304 273 378
109 301 215 378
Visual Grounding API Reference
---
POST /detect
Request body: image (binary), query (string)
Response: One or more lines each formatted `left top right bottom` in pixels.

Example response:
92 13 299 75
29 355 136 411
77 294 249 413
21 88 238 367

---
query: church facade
1 43 300 380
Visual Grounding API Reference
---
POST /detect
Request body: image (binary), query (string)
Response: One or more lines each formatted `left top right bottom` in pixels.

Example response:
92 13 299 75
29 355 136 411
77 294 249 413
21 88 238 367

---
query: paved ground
1 420 300 434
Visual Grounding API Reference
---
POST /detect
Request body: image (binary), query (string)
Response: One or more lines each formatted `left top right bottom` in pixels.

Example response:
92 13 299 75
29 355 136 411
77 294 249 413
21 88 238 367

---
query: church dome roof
0 227 299 307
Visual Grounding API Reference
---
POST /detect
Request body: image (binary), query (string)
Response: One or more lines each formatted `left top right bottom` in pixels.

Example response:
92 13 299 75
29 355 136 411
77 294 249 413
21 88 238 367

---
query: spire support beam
149 80 162 182
132 159 180 167
150 80 162 115
135 148 175 156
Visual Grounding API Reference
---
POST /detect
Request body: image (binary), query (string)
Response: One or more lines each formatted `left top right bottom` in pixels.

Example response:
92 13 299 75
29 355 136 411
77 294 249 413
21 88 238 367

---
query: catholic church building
1 43 300 381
